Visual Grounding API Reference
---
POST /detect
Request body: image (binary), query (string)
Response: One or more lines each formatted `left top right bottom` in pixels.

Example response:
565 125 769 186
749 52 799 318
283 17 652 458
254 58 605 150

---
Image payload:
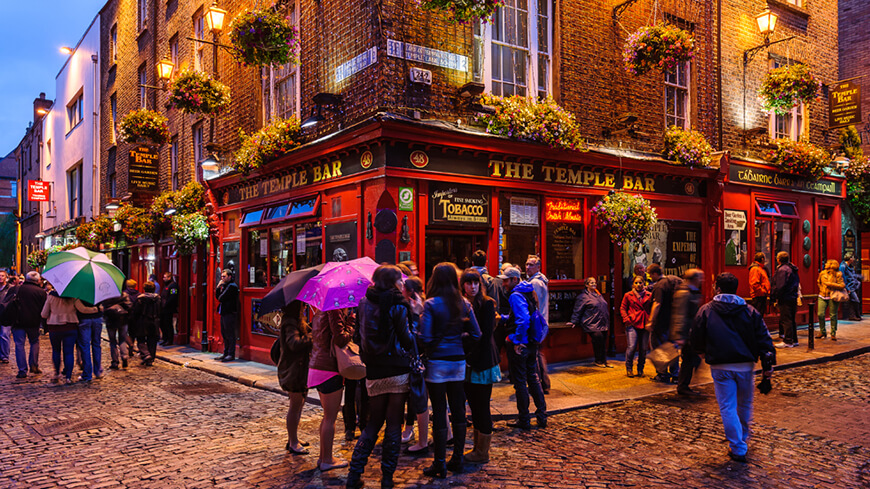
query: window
170 34 179 68
787 0 803 6
107 147 117 198
45 140 51 167
270 226 294 285
138 0 147 31
110 93 117 142
499 193 540 271
193 123 204 166
110 24 118 63
67 92 84 131
194 10 205 71
474 0 552 98
170 136 179 190
769 60 806 141
67 164 83 219
544 198 583 280
9 181 17 198
756 200 798 217
665 61 690 129
755 220 792 271
139 65 147 109
263 5 300 122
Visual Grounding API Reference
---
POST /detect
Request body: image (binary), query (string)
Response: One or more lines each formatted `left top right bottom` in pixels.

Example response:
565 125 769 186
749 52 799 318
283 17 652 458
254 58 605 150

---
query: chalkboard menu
548 289 583 325
546 221 583 280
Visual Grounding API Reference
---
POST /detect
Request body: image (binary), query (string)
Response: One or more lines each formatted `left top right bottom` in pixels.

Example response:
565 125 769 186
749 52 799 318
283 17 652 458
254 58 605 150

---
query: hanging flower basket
75 216 116 251
27 244 78 270
171 213 209 256
844 155 870 182
234 117 303 174
228 8 299 67
591 192 658 246
417 0 503 24
168 70 231 115
476 95 587 151
174 181 206 215
759 64 820 115
115 203 156 242
118 109 170 145
663 126 713 168
765 139 832 180
623 23 695 76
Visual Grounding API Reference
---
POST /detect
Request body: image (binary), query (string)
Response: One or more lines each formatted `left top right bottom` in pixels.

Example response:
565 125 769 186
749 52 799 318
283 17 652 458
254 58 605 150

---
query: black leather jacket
358 287 415 380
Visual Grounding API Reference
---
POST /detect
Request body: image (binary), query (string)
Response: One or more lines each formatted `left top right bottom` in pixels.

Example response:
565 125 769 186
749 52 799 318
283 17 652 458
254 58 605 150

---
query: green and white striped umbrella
42 247 125 304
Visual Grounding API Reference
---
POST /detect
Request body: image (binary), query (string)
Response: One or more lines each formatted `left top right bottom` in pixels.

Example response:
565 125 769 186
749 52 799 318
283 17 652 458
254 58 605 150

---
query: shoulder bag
407 338 428 415
830 289 850 303
334 341 366 380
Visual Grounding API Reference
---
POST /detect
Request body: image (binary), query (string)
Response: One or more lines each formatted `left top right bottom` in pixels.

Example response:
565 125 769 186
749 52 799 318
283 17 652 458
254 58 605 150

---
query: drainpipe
716 0 723 150
92 53 99 217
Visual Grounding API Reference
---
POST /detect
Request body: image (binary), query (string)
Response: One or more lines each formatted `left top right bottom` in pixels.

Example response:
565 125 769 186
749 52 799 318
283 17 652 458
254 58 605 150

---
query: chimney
33 93 52 124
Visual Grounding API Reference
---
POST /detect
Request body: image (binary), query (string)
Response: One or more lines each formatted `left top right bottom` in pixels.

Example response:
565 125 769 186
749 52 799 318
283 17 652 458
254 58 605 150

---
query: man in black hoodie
160 272 179 346
692 273 775 463
771 251 800 348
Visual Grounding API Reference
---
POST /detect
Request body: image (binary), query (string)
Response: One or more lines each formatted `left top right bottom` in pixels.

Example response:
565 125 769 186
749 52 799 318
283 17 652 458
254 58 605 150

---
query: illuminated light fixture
35 233 46 239
36 108 49 115
302 92 343 129
156 57 175 83
105 202 120 210
301 107 324 128
164 208 177 216
832 154 850 171
201 154 220 172
60 46 73 55
205 1 228 34
755 9 778 38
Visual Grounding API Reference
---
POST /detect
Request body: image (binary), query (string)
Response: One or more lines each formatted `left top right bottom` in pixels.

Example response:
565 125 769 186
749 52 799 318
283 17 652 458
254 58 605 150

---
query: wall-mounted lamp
743 9 794 67
832 154 850 172
60 46 73 55
164 208 177 216
201 155 220 173
36 108 49 116
105 202 120 211
458 82 485 99
205 0 228 35
156 57 175 83
302 92 343 129
34 233 45 239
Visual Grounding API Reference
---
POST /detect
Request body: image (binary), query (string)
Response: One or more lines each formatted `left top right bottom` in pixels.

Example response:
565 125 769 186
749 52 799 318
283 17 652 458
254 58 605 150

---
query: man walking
160 272 179 346
671 269 704 396
771 252 800 348
499 267 547 430
748 253 771 316
8 272 47 378
840 253 862 321
691 272 775 463
216 270 239 362
525 256 551 394
646 264 683 382
0 270 13 364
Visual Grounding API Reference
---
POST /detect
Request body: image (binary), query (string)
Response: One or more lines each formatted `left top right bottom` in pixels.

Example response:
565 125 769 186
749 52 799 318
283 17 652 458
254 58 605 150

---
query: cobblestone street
1 338 869 488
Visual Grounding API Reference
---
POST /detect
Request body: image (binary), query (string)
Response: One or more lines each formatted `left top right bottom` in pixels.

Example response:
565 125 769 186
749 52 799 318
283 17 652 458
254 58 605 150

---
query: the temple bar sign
128 145 159 193
829 80 862 129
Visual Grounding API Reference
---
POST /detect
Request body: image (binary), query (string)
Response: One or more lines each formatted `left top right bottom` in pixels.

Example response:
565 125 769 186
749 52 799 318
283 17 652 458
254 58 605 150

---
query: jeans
85 318 103 377
625 327 648 374
76 321 96 381
220 313 238 358
711 369 755 457
777 298 798 344
507 342 547 424
817 298 839 336
106 325 129 366
0 325 10 360
12 328 40 373
749 296 768 316
50 330 78 379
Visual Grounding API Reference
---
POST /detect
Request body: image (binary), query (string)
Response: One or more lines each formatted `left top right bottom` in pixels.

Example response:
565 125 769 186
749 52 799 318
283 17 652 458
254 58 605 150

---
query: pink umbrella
297 257 385 311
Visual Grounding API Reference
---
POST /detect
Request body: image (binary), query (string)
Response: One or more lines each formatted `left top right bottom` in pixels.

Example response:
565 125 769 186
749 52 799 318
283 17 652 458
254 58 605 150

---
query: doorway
425 232 487 277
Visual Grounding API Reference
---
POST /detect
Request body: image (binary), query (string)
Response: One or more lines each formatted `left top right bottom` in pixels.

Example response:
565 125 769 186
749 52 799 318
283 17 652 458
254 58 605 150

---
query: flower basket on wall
27 244 77 270
623 23 695 76
476 95 587 151
115 203 156 242
118 109 170 145
417 0 503 23
171 213 209 255
168 70 231 115
662 126 713 168
759 64 820 115
765 139 832 180
75 215 116 251
591 192 658 246
228 8 299 67
234 117 303 174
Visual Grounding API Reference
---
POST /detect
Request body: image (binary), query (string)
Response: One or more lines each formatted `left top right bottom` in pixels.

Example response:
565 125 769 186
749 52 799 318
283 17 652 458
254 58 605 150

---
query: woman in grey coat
567 277 611 368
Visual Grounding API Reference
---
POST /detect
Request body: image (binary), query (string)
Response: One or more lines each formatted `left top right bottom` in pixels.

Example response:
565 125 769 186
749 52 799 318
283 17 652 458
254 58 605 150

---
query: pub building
207 117 719 364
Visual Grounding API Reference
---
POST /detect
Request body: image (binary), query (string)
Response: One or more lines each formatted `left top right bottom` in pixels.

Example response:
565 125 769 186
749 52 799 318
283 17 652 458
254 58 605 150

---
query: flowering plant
623 23 695 76
115 203 156 242
759 64 820 115
229 8 298 67
663 126 713 168
477 95 587 151
75 215 116 250
118 109 170 145
765 139 832 180
174 181 206 215
417 0 503 23
27 244 78 269
168 70 231 114
591 192 658 246
843 155 870 182
171 212 209 255
234 117 303 174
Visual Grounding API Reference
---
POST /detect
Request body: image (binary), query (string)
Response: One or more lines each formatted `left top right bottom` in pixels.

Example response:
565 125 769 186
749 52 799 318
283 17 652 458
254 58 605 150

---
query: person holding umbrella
41 286 79 384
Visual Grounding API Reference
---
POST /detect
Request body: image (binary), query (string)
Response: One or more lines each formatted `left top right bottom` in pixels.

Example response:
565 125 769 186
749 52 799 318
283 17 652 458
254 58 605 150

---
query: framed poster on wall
724 210 748 266
251 298 279 337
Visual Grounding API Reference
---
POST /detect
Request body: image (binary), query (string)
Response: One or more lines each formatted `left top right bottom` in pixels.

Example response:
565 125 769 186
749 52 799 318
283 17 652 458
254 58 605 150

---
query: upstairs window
67 92 84 131
138 0 147 31
68 164 83 219
139 65 147 109
194 10 205 71
768 59 806 141
110 93 117 143
263 3 300 122
664 62 690 129
110 24 118 63
171 136 179 191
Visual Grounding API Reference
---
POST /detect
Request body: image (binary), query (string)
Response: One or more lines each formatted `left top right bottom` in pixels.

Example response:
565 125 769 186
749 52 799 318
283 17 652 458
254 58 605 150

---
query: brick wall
839 0 870 153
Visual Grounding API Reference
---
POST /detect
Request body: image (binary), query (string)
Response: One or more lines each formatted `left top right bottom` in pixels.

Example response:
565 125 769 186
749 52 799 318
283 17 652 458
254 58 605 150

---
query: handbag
334 341 367 380
407 339 428 415
270 339 281 364
830 289 850 303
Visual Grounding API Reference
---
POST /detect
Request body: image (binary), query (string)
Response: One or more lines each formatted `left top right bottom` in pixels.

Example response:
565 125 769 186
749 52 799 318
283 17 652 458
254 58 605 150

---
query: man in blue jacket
840 253 862 321
771 252 800 348
692 272 775 463
498 267 547 430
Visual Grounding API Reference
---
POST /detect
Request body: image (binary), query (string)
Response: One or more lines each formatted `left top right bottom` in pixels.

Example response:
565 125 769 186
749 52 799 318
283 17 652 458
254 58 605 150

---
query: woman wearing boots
460 269 500 464
420 263 481 478
401 276 430 455
274 301 312 455
346 265 415 489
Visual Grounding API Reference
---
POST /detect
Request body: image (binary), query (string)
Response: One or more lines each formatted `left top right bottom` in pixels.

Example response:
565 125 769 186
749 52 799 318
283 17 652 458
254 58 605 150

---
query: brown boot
464 433 491 463
465 429 479 460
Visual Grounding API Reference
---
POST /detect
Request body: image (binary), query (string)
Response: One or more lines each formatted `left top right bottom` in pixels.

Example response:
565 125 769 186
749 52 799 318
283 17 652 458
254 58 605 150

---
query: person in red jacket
621 275 651 378
748 253 771 315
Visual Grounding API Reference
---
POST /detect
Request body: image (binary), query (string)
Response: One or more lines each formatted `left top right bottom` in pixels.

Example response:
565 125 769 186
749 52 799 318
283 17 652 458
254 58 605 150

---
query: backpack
520 290 549 343
0 287 20 327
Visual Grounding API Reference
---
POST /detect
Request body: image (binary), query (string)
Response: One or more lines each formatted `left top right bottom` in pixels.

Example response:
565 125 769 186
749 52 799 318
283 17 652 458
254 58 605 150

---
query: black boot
446 423 466 473
346 430 377 489
422 428 448 478
380 427 401 489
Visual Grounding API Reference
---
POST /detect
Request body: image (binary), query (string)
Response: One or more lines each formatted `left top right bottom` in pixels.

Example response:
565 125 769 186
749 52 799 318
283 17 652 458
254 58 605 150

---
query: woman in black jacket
346 265 414 489
131 281 161 366
274 301 312 455
460 269 499 464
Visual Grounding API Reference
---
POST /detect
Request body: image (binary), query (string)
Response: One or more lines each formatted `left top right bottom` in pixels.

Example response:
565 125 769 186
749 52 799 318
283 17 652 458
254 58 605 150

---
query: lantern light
755 9 778 38
60 46 73 55
205 1 228 34
156 57 175 83
201 155 220 172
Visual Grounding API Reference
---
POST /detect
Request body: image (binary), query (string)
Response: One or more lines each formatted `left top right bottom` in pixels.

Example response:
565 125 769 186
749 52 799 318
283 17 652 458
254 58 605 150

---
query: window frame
66 91 84 133
67 164 83 219
138 0 147 32
768 59 808 141
170 34 179 68
110 93 117 143
110 24 118 64
194 9 205 71
262 1 300 123
170 136 179 191
243 218 323 289
664 60 691 129
139 65 147 109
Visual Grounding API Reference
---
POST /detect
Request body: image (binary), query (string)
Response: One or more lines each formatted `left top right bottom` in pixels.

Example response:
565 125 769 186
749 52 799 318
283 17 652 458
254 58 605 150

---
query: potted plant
118 109 170 145
417 0 503 23
171 212 209 255
759 64 820 115
168 70 231 115
75 215 116 251
228 8 299 67
476 95 587 151
115 203 156 242
591 192 658 246
234 117 303 174
623 23 695 76
765 139 832 180
662 126 713 168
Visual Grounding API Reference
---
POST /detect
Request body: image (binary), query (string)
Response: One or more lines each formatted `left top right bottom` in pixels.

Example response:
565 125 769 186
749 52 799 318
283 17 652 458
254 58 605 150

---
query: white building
40 14 101 248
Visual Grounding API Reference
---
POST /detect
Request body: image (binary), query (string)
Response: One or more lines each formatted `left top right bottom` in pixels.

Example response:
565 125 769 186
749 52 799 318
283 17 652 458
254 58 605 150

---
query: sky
0 1 107 154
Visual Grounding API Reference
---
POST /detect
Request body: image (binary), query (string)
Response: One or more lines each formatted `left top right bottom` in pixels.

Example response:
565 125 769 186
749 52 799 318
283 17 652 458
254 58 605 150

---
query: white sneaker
773 342 788 348
401 430 414 444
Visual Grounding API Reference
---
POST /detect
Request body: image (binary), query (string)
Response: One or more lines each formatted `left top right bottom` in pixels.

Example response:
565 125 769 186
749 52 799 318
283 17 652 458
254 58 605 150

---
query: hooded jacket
691 295 775 367
8 282 47 329
839 261 860 293
748 262 771 298
359 287 414 379
771 262 800 301
130 292 161 338
275 310 312 393
420 296 481 360
529 271 550 322
570 288 610 333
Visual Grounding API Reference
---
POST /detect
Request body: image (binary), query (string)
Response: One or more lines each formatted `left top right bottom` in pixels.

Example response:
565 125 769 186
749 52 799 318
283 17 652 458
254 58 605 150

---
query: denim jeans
625 327 648 374
507 342 547 425
50 331 78 379
77 320 97 381
106 325 129 366
85 318 103 376
0 325 11 360
220 313 238 358
13 328 40 373
711 368 755 457
817 298 838 336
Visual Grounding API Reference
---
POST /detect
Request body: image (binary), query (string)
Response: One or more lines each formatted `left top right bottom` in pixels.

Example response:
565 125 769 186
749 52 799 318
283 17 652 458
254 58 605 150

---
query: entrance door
425 233 487 277
817 206 834 271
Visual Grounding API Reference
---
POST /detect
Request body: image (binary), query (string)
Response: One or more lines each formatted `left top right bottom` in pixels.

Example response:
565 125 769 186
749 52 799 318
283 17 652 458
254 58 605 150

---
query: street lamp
60 46 72 55
205 1 227 34
200 154 220 173
755 9 778 39
156 57 175 84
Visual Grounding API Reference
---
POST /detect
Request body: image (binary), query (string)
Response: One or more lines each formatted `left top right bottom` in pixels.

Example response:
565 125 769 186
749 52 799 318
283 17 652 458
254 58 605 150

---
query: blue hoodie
506 281 536 345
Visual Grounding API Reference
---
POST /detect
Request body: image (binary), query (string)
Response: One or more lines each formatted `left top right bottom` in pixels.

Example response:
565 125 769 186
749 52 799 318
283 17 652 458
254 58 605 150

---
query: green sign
398 187 414 211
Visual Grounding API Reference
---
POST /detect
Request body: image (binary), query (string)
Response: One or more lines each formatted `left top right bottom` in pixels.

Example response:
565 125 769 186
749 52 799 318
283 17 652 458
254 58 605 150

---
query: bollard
806 297 816 351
